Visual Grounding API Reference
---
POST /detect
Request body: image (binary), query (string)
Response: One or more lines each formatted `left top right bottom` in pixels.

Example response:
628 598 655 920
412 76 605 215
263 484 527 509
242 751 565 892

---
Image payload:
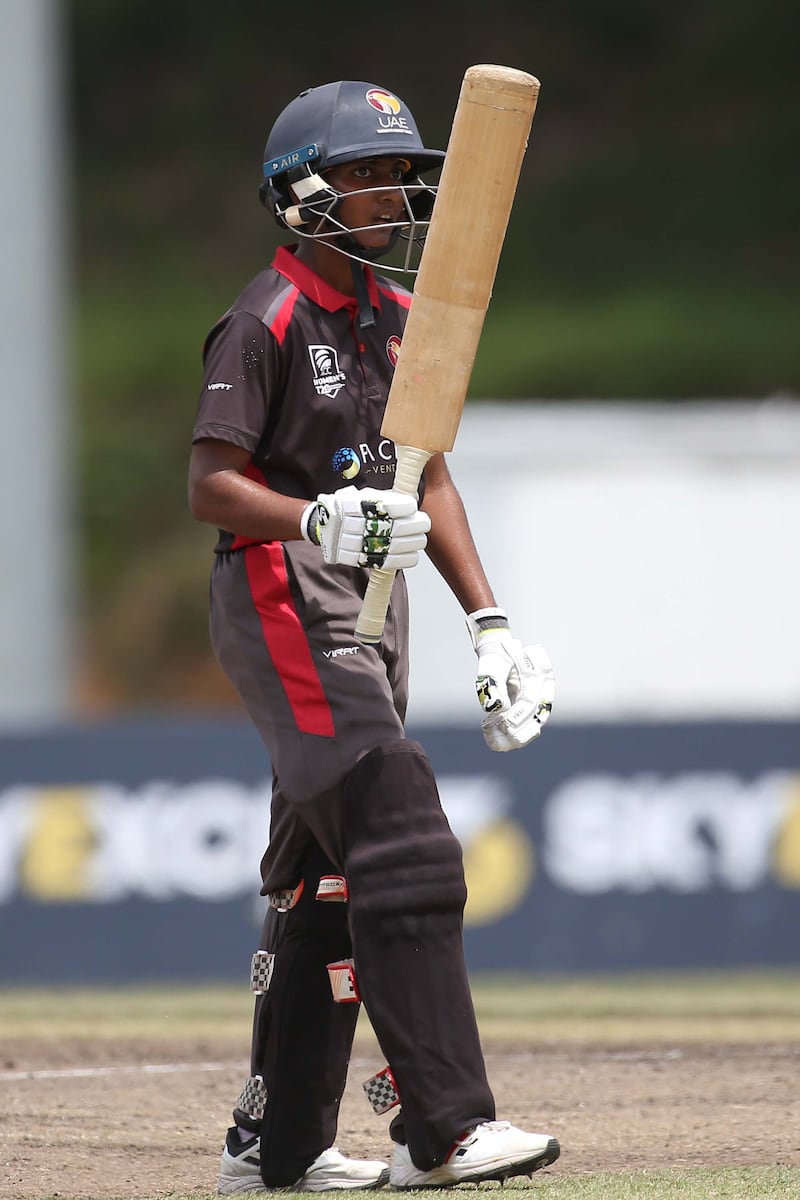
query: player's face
323 157 411 250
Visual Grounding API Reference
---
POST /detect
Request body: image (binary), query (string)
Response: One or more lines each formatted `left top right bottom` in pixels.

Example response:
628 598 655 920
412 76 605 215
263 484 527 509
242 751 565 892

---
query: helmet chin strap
337 227 402 331
299 208 399 328
350 258 376 330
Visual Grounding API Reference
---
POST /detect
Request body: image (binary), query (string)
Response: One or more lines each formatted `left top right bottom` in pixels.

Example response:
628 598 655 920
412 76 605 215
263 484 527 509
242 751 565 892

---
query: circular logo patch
332 447 361 480
366 88 401 115
386 335 402 367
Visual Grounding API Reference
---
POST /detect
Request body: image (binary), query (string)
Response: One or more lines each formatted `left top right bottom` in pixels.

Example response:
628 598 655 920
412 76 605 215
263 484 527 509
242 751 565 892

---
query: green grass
2 970 799 1043
0 982 252 1041
469 970 800 1041
503 1169 798 1198
32 1167 800 1200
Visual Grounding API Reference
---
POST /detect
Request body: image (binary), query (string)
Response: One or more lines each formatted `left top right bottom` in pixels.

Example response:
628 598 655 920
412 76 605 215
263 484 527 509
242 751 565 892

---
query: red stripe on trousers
244 543 335 737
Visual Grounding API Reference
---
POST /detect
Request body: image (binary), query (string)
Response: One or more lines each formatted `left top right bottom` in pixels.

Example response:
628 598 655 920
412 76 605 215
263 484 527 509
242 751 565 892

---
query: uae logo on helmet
366 89 402 115
386 335 402 367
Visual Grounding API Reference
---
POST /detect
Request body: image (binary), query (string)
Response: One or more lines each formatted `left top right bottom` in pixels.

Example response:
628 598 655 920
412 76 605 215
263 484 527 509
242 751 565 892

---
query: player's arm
191 312 429 563
420 452 496 612
422 452 555 751
188 439 308 540
189 438 430 568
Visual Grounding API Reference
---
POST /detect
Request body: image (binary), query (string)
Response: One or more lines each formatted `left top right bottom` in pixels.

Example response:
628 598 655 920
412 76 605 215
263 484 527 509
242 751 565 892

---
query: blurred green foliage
68 0 800 704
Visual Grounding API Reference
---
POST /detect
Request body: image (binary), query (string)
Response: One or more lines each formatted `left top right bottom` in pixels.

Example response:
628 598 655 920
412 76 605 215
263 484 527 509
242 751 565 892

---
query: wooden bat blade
381 64 539 453
355 64 540 643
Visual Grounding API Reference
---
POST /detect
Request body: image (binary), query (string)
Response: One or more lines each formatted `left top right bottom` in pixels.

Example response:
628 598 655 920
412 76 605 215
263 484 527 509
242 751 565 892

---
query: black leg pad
343 739 467 920
342 739 494 1171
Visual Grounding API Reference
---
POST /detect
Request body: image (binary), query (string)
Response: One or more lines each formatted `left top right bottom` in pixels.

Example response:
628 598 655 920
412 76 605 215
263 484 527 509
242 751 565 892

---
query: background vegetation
67 0 800 706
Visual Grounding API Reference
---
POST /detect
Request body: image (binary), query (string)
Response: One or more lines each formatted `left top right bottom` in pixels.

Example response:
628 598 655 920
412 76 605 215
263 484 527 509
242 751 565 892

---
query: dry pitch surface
0 974 798 1199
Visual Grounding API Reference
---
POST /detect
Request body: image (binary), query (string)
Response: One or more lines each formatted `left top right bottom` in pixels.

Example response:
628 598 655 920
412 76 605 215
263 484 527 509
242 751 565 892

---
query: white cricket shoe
218 1128 390 1193
298 1148 390 1191
389 1120 560 1188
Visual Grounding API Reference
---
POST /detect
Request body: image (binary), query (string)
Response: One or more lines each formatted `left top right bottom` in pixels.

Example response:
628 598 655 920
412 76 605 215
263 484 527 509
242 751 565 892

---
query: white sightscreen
406 400 800 723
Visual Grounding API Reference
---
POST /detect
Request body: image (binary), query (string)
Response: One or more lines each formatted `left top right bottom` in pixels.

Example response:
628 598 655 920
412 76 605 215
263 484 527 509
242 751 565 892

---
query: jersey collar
273 245 381 315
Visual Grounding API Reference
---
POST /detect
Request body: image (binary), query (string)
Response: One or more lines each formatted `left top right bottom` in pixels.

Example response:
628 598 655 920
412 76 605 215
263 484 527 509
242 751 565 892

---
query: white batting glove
466 607 555 752
300 485 430 570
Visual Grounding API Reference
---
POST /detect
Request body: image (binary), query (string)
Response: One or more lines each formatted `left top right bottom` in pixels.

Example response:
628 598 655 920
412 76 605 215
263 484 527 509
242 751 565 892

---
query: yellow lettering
463 819 534 926
773 778 800 888
20 788 95 901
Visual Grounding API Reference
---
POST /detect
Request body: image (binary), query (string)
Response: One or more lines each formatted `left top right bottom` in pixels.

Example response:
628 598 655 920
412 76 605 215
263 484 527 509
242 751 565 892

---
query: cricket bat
354 63 540 643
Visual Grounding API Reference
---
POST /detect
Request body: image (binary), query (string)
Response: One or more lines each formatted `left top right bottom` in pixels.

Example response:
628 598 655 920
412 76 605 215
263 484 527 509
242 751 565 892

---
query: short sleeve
192 311 278 451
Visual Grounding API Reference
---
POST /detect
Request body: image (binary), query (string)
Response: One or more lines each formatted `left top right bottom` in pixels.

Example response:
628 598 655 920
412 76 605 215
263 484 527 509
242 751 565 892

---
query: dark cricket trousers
210 541 495 1179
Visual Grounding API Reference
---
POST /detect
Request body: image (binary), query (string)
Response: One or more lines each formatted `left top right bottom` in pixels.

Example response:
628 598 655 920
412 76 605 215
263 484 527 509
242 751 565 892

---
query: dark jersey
193 245 412 552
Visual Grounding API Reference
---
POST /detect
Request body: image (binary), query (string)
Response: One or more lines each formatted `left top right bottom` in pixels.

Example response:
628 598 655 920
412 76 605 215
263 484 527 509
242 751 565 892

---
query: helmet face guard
263 156 437 273
259 82 444 274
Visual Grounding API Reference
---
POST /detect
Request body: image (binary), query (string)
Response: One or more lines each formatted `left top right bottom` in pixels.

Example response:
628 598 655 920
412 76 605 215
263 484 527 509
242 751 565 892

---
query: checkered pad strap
250 950 275 994
327 958 360 1003
362 1065 401 1115
236 1074 268 1122
268 880 304 911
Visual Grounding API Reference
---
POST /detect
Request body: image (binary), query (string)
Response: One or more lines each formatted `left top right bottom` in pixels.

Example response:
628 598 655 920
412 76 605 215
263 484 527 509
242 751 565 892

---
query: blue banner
1 719 798 981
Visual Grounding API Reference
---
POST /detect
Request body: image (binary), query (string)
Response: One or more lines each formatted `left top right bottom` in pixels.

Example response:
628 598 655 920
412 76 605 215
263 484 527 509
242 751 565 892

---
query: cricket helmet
259 80 445 272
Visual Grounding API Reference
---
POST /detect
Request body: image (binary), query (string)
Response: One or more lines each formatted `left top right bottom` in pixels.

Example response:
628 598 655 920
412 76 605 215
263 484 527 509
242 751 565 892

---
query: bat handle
355 444 432 644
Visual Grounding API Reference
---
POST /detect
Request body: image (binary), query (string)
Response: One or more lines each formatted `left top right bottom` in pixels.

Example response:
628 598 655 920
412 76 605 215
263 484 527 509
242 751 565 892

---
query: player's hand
301 485 430 570
466 608 555 752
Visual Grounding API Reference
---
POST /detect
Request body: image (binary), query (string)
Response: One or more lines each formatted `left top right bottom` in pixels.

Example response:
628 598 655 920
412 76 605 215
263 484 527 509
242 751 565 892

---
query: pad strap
362 1065 401 1115
236 1074 268 1122
268 881 304 911
327 958 360 1003
250 950 275 995
316 875 348 902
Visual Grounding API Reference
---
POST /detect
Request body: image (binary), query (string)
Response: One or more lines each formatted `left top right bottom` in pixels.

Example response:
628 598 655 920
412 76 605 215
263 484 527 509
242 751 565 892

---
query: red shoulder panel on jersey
243 543 335 738
267 287 300 346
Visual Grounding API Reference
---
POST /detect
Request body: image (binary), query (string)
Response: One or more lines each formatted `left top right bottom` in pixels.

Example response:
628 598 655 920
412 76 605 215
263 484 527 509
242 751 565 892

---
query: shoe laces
312 1147 345 1167
460 1121 511 1144
452 1120 512 1155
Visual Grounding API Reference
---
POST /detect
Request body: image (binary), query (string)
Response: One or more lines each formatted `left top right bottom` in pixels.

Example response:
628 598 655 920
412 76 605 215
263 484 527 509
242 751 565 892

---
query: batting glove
466 607 555 752
300 485 430 570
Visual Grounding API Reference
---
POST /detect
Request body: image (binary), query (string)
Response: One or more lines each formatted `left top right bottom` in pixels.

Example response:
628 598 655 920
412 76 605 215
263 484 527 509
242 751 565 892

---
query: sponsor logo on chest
332 440 396 480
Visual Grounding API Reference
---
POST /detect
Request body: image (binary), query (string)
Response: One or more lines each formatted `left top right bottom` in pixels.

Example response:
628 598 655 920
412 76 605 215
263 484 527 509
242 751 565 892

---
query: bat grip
354 445 432 644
